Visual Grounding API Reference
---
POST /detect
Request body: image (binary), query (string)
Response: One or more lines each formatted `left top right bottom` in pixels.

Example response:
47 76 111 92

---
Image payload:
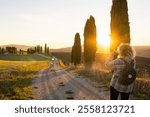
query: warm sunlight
97 30 110 47
98 36 110 47
100 38 110 47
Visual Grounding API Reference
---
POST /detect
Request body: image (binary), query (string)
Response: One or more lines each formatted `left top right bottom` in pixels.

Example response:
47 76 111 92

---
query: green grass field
0 54 50 99
0 54 51 61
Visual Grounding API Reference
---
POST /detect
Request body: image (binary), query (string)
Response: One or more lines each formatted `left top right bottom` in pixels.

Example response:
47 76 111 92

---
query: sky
0 0 150 48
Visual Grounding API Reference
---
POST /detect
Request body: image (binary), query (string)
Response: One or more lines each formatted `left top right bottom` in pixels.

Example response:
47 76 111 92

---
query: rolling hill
50 47 72 52
0 44 33 51
51 45 150 58
1 44 150 58
134 46 150 58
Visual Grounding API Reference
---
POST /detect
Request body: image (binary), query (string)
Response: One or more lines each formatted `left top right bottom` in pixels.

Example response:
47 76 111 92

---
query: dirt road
32 59 109 100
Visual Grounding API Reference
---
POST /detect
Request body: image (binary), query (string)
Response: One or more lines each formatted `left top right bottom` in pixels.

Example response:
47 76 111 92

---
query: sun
100 39 110 47
97 31 110 47
98 37 110 47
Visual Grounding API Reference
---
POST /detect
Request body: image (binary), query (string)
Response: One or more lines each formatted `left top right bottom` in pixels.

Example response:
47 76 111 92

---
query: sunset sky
0 0 150 48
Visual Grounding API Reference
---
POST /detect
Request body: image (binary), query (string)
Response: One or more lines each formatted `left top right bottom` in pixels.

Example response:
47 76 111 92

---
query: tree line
27 43 50 55
0 47 26 54
71 0 130 67
0 43 50 55
0 47 17 54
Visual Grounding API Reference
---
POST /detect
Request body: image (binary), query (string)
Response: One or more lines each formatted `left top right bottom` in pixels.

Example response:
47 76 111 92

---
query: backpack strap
120 58 134 68
130 59 135 67
120 58 128 66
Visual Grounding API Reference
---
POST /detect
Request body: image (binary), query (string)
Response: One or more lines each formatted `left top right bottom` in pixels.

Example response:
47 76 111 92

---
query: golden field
0 54 50 99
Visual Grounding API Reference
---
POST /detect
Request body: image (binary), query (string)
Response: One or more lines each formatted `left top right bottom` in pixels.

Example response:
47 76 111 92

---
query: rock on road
32 59 109 100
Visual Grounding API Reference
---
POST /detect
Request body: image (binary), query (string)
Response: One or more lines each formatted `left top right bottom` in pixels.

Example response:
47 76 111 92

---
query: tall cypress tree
0 47 1 54
35 47 37 53
110 0 130 51
84 15 97 66
41 46 42 53
71 33 81 65
37 45 40 53
45 43 47 55
2 48 5 54
71 46 74 64
20 49 22 54
47 46 49 55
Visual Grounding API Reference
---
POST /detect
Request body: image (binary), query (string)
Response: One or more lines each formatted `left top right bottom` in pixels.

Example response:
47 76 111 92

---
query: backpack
118 58 137 85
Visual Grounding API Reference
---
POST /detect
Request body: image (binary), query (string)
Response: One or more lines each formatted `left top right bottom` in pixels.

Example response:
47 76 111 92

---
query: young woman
106 43 136 100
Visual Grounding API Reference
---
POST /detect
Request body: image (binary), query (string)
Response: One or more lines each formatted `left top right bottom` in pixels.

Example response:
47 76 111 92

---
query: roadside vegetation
68 0 150 100
0 54 49 99
70 57 150 100
59 60 66 68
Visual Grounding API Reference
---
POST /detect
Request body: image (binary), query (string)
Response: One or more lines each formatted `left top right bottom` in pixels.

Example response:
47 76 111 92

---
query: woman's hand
112 51 118 60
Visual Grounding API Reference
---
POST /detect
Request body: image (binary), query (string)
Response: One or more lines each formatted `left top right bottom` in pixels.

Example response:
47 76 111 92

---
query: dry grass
70 63 150 99
0 60 49 99
59 60 66 68
133 78 150 99
50 52 150 99
72 64 111 88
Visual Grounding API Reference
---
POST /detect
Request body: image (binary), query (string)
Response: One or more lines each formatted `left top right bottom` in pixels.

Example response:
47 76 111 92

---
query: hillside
1 44 150 58
51 45 150 58
0 54 50 61
0 44 33 51
50 47 72 52
134 46 150 58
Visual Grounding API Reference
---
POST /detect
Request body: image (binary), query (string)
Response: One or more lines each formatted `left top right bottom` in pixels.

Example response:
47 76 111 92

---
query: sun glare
98 37 110 47
97 30 110 47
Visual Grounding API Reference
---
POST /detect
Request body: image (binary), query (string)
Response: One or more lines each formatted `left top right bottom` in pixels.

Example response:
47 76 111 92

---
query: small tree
110 0 130 51
6 47 17 54
45 43 47 55
27 48 35 54
20 49 22 54
21 50 24 55
35 47 37 53
47 46 49 55
2 48 5 54
71 33 81 65
71 46 74 63
37 45 41 53
84 15 97 67
40 46 42 53
27 49 29 54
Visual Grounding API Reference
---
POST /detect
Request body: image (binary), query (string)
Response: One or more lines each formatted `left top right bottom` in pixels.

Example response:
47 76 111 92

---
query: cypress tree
27 49 29 54
21 50 24 55
71 33 81 65
41 46 42 53
36 46 38 53
84 15 97 66
2 48 5 54
20 49 22 54
37 45 41 53
35 47 37 53
45 43 47 54
110 0 130 51
71 45 74 63
47 46 49 55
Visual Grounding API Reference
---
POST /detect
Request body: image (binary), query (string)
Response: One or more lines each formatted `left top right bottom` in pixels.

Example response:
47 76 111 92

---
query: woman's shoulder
118 57 136 66
113 58 125 65
123 57 136 62
115 57 135 64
